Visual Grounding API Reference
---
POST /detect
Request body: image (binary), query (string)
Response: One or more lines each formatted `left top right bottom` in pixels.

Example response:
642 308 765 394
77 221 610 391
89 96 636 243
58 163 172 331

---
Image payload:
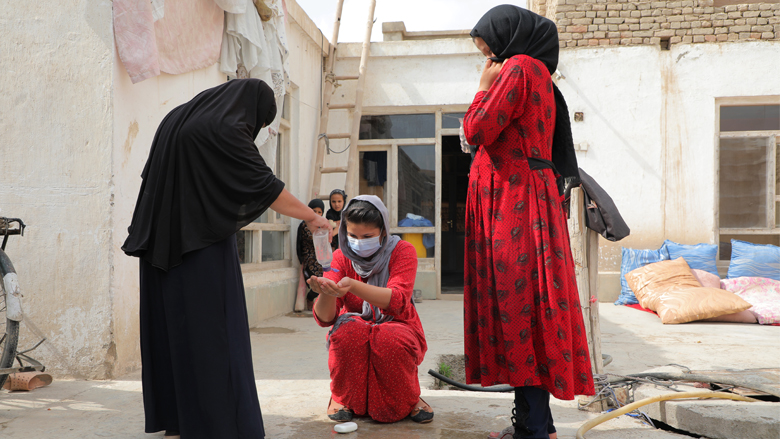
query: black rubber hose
429 353 614 393
428 369 515 392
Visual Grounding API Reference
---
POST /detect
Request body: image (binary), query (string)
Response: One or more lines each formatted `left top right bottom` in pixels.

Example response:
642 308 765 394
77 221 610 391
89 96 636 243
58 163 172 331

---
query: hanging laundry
154 0 224 75
114 0 224 84
214 0 247 14
220 0 289 170
114 0 160 83
150 0 165 22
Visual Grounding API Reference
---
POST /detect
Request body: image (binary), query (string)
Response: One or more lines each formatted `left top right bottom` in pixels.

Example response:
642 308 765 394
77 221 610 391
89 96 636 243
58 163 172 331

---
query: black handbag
578 168 630 242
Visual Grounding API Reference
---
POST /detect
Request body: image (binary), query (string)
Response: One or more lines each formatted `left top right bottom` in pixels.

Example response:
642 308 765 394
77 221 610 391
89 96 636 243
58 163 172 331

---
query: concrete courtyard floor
1 299 778 438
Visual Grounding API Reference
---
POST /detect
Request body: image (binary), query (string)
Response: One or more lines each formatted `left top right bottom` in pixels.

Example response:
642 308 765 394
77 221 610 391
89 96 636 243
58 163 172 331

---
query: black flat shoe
410 398 434 423
164 431 180 437
327 397 354 422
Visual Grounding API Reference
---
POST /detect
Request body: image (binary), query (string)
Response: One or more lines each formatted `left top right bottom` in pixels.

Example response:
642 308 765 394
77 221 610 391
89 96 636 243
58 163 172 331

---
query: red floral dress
463 55 595 400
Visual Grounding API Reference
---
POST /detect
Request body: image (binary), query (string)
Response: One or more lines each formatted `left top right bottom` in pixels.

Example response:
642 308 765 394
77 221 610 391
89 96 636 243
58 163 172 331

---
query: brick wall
553 1 780 47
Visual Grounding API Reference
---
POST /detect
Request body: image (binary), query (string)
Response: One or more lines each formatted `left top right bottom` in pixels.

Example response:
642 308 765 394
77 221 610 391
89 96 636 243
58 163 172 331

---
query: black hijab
122 79 285 271
325 189 347 222
308 199 325 211
471 5 580 187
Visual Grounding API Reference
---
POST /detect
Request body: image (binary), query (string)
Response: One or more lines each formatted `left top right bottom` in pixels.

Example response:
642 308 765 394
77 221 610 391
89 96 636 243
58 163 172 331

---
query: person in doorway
325 189 347 250
308 196 433 424
296 199 327 310
122 79 330 439
463 6 595 439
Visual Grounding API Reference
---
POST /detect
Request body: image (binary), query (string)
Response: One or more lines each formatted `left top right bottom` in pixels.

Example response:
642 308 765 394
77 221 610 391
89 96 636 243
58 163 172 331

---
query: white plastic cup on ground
334 422 358 433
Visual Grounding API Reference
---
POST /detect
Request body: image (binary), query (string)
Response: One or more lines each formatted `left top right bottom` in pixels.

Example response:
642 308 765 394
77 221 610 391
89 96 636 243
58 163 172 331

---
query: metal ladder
309 0 377 201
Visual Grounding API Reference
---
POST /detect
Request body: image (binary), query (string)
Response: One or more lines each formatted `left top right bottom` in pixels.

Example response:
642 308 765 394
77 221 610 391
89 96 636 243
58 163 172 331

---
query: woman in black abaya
123 79 330 439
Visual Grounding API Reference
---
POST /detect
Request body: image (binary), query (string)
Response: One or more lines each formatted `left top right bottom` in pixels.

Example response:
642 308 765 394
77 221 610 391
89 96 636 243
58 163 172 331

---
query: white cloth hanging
114 0 223 83
220 0 289 171
213 0 247 14
150 0 165 21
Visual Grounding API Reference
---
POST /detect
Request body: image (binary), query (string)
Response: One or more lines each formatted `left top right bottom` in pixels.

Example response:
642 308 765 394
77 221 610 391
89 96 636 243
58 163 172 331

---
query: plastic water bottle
313 229 333 272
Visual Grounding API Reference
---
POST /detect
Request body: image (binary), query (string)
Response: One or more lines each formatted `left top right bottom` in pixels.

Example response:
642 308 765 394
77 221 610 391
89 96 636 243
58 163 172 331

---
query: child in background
325 189 347 250
296 199 326 310
309 195 433 424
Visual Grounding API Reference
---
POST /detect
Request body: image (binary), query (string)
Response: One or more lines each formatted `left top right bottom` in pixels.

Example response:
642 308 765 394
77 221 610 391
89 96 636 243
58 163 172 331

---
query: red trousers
328 319 424 423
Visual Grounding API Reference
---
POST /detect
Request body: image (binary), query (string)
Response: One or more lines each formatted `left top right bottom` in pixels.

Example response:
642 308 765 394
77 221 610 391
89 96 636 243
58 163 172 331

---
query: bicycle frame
0 217 45 380
0 250 23 323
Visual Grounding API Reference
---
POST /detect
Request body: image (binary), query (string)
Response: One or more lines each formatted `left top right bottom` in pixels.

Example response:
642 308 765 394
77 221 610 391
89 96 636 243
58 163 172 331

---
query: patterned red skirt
463 147 595 400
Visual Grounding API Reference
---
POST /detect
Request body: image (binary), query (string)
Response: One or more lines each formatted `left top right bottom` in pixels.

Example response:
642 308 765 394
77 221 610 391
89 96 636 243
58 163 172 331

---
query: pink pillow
721 277 780 324
700 310 757 323
691 269 722 289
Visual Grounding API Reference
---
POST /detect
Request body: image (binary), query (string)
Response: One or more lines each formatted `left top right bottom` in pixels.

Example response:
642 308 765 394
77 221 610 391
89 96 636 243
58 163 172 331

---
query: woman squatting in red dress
309 195 434 424
464 6 596 439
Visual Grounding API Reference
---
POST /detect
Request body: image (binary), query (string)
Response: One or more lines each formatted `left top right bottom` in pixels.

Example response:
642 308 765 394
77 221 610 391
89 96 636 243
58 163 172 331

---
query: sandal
488 426 514 438
409 397 434 423
327 396 353 422
2 372 52 391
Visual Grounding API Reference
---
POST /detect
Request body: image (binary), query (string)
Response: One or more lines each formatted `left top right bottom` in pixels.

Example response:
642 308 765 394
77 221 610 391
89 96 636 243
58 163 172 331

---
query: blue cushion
615 246 669 305
662 240 719 276
727 239 780 280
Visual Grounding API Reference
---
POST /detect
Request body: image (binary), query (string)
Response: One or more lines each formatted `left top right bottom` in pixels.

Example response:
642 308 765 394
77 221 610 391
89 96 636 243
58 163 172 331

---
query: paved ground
1 300 778 438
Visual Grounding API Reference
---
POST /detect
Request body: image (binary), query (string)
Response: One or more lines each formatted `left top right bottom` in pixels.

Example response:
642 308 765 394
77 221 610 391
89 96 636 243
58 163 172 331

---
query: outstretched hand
309 276 350 298
306 215 331 240
479 59 504 92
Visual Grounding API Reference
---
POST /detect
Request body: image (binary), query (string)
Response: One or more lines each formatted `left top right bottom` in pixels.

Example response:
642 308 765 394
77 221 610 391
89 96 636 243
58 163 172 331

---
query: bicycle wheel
0 248 20 389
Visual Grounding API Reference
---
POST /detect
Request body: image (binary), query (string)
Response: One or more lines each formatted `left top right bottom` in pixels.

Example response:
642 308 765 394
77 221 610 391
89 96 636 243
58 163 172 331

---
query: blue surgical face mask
348 235 382 258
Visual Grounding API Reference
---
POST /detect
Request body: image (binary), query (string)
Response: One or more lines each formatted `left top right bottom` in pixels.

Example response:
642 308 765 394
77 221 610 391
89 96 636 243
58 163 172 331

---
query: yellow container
402 233 426 258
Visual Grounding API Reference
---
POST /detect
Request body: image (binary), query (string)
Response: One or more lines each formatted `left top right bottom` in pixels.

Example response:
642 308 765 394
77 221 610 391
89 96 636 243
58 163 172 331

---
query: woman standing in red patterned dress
463 6 595 439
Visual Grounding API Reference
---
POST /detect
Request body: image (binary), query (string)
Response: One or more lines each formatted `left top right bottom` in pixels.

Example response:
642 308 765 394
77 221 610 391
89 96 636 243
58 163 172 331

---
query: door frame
355 105 470 299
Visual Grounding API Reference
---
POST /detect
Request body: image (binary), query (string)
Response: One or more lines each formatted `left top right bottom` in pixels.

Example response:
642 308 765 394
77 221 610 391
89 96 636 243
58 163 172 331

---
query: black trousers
140 235 265 438
515 386 556 439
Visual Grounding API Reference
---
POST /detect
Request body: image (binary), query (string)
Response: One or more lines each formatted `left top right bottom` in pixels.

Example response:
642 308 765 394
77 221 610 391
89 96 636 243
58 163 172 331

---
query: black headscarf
308 199 325 211
122 79 285 271
325 189 347 222
471 5 580 187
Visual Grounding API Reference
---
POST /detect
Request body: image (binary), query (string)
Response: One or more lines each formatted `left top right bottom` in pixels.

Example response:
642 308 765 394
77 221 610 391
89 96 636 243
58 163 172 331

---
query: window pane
393 233 435 258
261 231 285 262
276 132 284 221
237 231 253 264
359 114 435 139
255 210 270 224
282 93 291 120
719 234 780 260
442 112 466 129
719 137 768 228
398 144 436 226
777 201 780 228
776 140 779 198
276 132 283 177
359 151 388 204
720 105 780 132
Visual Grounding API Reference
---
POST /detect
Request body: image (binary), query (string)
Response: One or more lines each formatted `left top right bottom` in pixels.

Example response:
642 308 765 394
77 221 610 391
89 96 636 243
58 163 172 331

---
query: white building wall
111 63 227 376
1 0 327 377
0 0 116 378
561 42 780 298
321 38 780 302
240 4 328 327
111 2 328 372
